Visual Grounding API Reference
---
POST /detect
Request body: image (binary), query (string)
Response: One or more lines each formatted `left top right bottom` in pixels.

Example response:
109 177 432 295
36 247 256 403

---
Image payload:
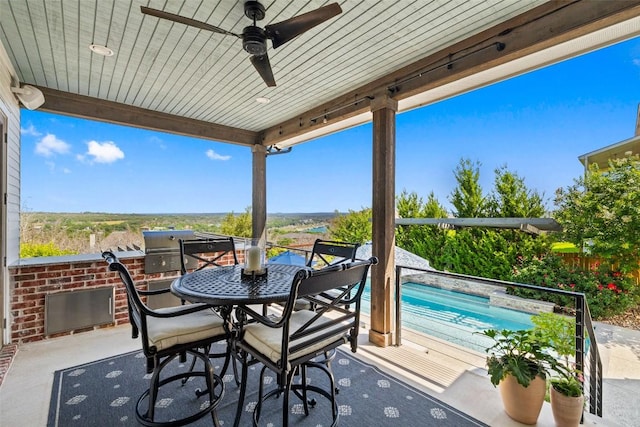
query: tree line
329 156 640 319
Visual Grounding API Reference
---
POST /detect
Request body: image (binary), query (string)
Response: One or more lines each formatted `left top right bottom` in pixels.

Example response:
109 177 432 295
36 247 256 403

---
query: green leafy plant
532 312 583 397
551 364 583 397
479 328 558 387
531 312 574 358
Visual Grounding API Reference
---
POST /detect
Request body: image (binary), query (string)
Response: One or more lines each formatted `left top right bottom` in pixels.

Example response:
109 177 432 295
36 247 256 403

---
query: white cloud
85 140 125 164
148 135 166 149
35 134 71 157
206 149 231 161
633 58 640 67
21 123 42 136
43 161 71 175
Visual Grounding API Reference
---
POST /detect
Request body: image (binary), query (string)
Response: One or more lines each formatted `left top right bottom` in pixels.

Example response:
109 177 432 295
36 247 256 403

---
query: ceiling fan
141 1 342 87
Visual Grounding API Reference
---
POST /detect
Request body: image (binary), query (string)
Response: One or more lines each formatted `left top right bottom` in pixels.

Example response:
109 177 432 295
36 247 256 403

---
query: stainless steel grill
142 230 195 274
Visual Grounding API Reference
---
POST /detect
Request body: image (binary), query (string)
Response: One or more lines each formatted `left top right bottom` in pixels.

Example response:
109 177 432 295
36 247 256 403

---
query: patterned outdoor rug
48 344 487 426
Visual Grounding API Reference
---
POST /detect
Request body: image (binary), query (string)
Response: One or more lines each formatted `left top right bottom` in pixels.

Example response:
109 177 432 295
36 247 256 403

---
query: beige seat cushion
242 310 348 370
146 304 226 352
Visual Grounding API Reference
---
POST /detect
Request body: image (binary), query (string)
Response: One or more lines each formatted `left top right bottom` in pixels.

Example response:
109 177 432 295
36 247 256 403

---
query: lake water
306 226 328 233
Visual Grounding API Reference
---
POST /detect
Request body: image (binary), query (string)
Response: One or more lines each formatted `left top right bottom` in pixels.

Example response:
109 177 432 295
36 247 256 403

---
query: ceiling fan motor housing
242 26 267 55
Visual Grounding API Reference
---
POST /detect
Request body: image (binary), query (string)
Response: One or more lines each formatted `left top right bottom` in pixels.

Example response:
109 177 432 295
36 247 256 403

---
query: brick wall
8 254 173 344
8 251 242 345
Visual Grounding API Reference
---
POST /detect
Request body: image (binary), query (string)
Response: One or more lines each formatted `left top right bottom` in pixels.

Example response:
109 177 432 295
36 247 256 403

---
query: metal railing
394 265 603 417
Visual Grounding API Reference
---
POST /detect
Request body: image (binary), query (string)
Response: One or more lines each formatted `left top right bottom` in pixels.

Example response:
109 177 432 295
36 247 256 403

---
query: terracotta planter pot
498 374 547 425
550 386 584 427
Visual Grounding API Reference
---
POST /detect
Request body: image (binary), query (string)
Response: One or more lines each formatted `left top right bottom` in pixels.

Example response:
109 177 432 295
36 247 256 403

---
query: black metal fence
394 265 603 417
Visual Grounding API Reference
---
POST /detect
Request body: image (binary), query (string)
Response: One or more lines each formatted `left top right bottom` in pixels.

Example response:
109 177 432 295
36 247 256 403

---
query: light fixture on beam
309 96 375 125
11 84 45 110
266 145 292 156
388 42 506 94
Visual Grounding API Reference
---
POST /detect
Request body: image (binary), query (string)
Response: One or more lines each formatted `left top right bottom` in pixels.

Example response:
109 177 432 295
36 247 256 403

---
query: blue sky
20 36 640 214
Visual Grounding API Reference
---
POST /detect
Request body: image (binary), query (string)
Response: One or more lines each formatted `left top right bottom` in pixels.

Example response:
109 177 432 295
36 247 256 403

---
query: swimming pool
361 282 534 353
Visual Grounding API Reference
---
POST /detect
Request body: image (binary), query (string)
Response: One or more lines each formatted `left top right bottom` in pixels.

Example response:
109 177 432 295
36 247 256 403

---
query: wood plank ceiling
2 1 640 148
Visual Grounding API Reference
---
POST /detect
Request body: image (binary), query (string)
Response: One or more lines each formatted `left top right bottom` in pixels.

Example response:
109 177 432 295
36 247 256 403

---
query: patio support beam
369 96 397 348
35 87 258 147
252 144 267 244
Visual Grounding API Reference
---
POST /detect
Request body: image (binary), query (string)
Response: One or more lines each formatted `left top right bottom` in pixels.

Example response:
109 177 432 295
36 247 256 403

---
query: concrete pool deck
592 321 640 425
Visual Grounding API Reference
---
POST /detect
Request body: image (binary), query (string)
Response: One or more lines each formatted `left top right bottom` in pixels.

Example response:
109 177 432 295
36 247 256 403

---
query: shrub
20 242 77 258
329 208 372 244
510 254 638 319
554 156 640 274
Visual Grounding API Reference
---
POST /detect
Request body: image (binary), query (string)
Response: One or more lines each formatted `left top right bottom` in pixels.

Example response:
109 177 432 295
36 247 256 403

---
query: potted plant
549 364 584 427
532 313 584 427
479 328 558 425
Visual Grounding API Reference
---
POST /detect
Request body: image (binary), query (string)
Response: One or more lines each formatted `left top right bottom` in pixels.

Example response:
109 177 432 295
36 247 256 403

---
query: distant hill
20 211 336 255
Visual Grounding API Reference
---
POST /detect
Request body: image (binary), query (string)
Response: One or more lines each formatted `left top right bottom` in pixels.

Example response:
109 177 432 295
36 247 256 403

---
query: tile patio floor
1 320 638 426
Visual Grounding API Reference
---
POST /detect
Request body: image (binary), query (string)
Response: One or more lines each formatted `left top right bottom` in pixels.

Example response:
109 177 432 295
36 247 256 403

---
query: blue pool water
361 282 534 353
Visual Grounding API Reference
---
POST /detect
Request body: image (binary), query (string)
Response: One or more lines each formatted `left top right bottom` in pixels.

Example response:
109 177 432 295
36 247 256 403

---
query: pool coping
403 272 556 315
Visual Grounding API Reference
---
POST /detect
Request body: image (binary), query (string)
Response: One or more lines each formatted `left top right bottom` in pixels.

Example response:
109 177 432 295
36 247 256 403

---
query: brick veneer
8 251 241 345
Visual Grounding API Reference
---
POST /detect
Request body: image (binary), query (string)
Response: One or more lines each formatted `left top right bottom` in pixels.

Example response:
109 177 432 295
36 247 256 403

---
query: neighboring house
578 104 640 171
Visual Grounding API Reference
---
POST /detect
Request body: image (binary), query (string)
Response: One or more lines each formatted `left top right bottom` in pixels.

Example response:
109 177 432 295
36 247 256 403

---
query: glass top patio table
171 263 306 306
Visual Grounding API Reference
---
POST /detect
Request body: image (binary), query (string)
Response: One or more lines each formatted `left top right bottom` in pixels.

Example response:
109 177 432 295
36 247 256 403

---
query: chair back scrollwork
179 237 238 275
307 239 360 269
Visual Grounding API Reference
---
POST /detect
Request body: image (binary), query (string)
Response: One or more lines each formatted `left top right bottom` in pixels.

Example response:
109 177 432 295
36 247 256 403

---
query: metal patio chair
179 236 241 385
103 251 226 427
306 239 360 269
179 236 239 274
291 239 360 311
233 256 378 427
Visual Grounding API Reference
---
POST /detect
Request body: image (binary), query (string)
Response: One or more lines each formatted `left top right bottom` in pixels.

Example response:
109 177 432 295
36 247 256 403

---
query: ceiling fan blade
250 54 276 87
265 3 342 49
140 6 241 38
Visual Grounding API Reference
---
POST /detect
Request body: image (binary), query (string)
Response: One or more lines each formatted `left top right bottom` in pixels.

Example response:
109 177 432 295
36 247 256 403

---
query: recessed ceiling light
89 44 114 57
256 97 271 104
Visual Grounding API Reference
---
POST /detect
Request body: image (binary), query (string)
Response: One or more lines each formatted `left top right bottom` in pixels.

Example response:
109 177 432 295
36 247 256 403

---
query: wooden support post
252 144 267 244
369 96 397 347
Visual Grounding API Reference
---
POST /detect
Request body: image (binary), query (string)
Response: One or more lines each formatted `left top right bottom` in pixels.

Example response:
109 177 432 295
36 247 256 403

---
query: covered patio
2 0 640 349
1 1 640 425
